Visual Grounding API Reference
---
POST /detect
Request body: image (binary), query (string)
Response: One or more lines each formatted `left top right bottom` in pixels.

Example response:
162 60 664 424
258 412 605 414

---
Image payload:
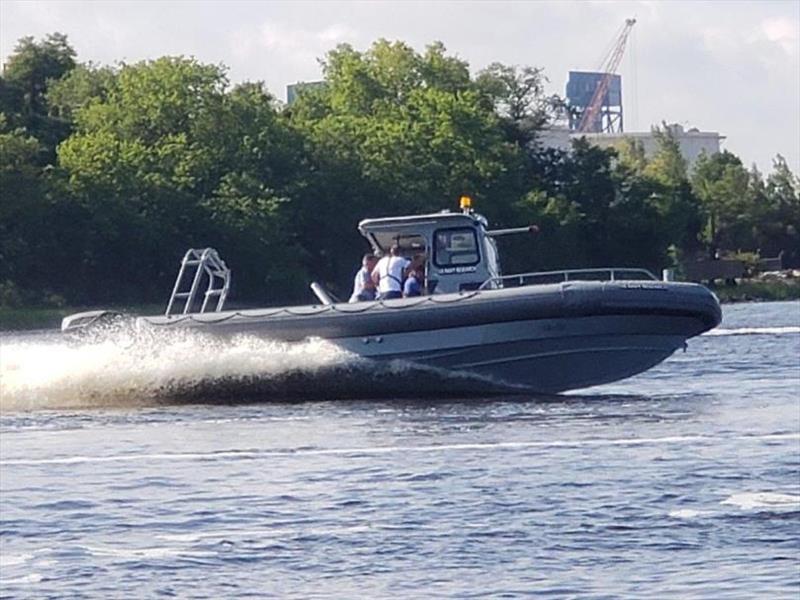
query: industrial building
581 124 724 167
566 71 623 133
552 18 724 169
539 124 725 170
284 19 725 170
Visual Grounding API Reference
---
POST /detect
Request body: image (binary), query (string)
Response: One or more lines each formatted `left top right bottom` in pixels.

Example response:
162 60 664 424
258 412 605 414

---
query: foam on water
703 326 800 336
0 324 508 411
0 325 362 411
4 432 797 467
85 544 217 560
720 492 800 511
667 509 704 519
668 491 800 520
0 573 44 586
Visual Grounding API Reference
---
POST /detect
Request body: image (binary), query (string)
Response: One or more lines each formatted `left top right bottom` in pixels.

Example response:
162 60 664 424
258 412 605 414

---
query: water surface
1 301 798 598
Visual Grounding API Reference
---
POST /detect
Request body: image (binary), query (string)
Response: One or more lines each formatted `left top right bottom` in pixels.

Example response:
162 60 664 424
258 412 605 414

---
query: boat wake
0 325 516 412
720 491 800 511
703 326 800 336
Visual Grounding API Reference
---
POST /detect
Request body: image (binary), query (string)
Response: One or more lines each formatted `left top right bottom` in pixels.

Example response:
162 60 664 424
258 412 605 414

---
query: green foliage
46 63 115 121
287 40 522 290
2 33 76 117
615 137 647 174
1 33 799 311
0 114 43 170
1 33 76 162
759 156 800 263
635 129 703 252
692 150 755 250
0 118 46 289
710 278 800 303
644 124 688 186
689 150 800 267
52 57 312 302
475 63 565 150
297 39 509 208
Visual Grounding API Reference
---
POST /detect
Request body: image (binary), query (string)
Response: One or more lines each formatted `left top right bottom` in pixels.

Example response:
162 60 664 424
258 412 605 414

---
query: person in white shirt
371 245 410 300
348 254 378 303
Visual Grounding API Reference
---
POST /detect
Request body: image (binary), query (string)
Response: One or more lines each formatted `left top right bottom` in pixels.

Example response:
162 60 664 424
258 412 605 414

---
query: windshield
433 227 480 267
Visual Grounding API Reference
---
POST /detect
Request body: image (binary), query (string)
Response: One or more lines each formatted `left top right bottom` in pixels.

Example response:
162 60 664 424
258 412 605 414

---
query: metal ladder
165 248 231 316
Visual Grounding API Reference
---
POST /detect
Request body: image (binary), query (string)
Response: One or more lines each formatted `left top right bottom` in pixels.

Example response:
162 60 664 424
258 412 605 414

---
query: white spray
0 325 360 411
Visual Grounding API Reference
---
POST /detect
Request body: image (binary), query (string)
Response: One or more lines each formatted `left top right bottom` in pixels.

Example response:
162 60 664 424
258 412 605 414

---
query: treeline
1 34 798 308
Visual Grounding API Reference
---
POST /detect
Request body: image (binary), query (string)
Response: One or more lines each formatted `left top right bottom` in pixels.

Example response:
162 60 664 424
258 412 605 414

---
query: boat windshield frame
432 226 482 268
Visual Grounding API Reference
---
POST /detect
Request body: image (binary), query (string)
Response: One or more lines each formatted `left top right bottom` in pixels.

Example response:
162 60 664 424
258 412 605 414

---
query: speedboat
62 198 721 393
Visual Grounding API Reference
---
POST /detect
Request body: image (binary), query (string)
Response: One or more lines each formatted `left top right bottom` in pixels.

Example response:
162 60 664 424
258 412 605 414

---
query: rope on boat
143 290 482 327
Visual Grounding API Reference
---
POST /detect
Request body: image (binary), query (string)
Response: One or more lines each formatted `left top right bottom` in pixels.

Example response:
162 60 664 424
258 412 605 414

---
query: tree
475 63 567 151
287 40 523 293
637 127 702 253
1 33 76 161
761 155 800 264
644 124 688 186
0 116 46 293
5 35 793 308
2 33 76 116
691 150 750 253
56 58 308 303
46 62 115 121
614 137 647 175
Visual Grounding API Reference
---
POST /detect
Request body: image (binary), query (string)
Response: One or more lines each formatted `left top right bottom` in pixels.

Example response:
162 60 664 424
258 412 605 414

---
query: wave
703 326 800 337
668 491 800 520
668 508 709 519
4 432 797 466
720 492 800 511
0 324 511 412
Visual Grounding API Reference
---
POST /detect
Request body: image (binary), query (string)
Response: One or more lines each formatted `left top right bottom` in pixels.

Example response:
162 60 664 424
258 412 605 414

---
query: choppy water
1 301 798 598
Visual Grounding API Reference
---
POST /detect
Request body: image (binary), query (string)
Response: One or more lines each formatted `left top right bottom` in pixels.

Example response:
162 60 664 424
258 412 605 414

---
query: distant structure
568 18 636 133
538 123 725 169
556 18 723 167
567 71 623 133
286 81 326 105
583 124 725 168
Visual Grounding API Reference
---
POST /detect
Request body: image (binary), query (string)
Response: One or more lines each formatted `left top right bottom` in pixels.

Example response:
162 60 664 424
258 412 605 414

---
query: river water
1 301 798 598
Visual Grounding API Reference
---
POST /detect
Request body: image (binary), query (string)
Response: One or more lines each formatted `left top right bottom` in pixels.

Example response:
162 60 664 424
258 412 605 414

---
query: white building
538 123 725 170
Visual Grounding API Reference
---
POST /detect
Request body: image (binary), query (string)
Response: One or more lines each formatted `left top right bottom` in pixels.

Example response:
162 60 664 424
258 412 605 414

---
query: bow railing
479 267 658 290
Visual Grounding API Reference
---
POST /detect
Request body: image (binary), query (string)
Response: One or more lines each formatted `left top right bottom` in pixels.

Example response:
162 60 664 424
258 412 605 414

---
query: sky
2 0 799 174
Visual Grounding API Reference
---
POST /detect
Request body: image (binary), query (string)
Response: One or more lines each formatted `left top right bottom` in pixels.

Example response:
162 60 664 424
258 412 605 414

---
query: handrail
479 267 658 290
166 248 231 316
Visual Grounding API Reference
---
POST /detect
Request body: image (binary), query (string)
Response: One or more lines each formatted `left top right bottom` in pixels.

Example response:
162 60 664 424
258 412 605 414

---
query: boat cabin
358 209 501 295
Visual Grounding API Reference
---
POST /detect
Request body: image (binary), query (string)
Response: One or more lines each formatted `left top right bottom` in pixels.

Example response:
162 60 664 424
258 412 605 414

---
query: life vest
374 256 408 294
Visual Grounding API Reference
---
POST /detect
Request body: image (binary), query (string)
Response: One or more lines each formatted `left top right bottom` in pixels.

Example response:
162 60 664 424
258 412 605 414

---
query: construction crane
576 18 636 133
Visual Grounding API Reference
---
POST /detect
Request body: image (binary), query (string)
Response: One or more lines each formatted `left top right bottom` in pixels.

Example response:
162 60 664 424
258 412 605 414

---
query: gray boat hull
138 280 721 393
333 315 693 393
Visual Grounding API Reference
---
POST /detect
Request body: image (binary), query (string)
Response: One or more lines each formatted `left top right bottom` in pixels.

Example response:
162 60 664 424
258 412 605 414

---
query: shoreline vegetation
2 34 799 319
2 279 798 332
708 277 800 304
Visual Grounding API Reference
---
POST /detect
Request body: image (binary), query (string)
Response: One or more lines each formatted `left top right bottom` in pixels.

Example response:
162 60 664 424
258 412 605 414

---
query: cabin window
434 227 480 267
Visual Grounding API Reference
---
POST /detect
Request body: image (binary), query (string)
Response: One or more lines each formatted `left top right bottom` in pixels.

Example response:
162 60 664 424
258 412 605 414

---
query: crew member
349 253 378 303
403 267 423 297
372 245 410 300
